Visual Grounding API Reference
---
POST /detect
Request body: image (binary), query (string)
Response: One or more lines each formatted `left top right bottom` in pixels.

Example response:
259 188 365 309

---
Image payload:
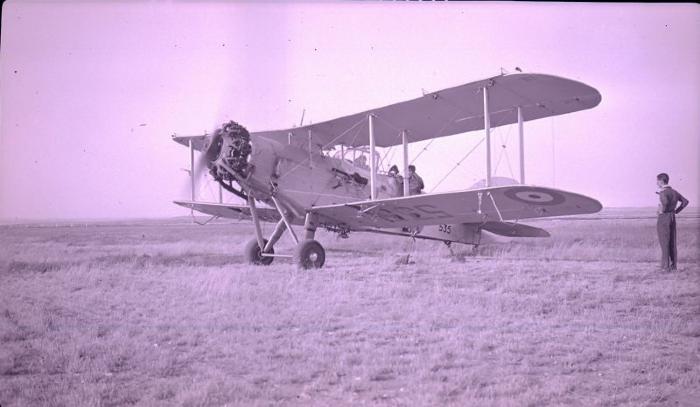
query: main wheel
244 238 274 265
294 240 325 269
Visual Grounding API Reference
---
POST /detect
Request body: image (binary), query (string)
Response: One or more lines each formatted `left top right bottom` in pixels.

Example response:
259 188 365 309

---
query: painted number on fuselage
438 224 452 234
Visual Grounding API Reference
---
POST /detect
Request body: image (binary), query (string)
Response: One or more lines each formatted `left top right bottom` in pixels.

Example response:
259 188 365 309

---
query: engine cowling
207 121 253 181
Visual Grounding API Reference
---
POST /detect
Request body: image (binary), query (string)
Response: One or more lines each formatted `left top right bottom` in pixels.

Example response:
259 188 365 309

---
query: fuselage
232 134 401 216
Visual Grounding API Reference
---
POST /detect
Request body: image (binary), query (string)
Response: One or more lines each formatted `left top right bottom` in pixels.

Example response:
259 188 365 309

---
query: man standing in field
656 173 689 272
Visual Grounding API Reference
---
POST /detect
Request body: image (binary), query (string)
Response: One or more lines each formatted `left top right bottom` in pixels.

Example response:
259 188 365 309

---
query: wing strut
189 139 195 201
487 192 504 222
402 130 409 197
518 106 525 184
483 85 492 187
308 130 313 168
369 113 377 200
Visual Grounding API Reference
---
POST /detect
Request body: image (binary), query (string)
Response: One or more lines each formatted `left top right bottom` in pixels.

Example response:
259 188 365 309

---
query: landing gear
294 213 325 269
246 195 327 269
294 239 325 269
244 238 274 265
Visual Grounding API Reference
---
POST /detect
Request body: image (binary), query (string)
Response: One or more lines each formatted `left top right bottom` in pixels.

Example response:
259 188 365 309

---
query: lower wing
173 201 284 223
309 185 601 229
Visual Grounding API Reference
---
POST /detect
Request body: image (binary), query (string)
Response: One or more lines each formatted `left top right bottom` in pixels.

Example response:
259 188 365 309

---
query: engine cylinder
209 121 252 180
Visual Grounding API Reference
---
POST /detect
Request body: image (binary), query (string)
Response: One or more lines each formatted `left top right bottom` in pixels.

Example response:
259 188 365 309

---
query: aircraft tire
244 238 274 266
294 240 325 269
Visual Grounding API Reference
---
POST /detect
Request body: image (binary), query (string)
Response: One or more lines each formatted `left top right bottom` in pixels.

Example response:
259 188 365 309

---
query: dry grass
1 211 699 406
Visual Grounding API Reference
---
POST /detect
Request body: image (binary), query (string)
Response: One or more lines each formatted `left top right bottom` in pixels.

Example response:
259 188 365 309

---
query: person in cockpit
387 165 404 196
353 155 368 169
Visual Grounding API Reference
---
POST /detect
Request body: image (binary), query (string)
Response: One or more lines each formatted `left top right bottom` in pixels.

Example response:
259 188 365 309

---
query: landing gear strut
244 194 327 269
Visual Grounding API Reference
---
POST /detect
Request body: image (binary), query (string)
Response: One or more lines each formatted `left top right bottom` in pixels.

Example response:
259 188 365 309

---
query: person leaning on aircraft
384 164 422 197
655 173 689 272
408 165 425 195
387 165 404 196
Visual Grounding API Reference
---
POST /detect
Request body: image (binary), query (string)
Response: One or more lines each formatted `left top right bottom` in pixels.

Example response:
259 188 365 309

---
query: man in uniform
656 173 689 272
407 165 424 195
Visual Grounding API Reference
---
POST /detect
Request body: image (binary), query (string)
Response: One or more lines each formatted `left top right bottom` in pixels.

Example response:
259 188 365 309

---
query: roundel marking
504 187 566 206
515 191 554 203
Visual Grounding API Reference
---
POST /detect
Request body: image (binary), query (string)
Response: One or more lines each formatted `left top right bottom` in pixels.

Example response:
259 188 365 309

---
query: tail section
415 220 549 245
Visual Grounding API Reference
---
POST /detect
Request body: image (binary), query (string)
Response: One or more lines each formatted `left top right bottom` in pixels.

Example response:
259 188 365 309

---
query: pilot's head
408 165 416 175
657 173 669 188
388 165 399 175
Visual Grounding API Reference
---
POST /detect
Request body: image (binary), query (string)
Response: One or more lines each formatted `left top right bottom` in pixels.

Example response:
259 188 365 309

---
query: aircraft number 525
438 224 452 234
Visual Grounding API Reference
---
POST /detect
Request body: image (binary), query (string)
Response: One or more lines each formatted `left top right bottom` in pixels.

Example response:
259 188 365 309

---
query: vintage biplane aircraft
173 73 602 269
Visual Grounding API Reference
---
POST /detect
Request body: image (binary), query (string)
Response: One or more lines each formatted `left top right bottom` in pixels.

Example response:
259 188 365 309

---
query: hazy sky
1 1 698 219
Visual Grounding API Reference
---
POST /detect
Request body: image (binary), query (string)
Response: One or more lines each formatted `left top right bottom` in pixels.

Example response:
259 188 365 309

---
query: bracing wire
494 126 505 174
377 145 393 172
383 145 397 171
191 213 219 226
410 138 435 165
491 122 519 180
320 116 369 150
410 108 465 165
346 120 365 149
278 116 367 180
430 137 485 193
369 115 410 173
502 138 516 180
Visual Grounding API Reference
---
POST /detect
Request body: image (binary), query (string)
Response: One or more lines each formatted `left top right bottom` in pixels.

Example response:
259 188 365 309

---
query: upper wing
255 73 601 149
310 185 602 229
174 200 284 223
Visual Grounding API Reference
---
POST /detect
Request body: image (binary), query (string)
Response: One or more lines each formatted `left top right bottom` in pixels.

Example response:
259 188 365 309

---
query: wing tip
173 200 195 208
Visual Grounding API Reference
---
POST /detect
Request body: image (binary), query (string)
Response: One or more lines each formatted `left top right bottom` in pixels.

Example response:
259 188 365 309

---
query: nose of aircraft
208 121 252 178
191 121 252 184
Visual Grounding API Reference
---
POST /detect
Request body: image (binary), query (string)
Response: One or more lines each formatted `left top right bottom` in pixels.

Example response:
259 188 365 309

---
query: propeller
180 127 223 202
192 128 224 186
184 121 252 201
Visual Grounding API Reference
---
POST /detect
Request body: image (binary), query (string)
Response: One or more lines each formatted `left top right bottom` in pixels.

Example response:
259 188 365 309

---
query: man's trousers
657 213 677 270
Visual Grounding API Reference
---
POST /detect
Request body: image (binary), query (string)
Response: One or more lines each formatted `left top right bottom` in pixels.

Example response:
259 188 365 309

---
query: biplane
173 73 602 269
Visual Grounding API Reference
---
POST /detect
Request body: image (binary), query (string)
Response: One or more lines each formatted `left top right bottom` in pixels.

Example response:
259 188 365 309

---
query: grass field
1 210 699 406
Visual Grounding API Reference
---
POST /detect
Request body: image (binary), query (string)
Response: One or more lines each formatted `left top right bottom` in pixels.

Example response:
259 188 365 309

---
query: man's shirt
657 186 689 214
408 173 424 195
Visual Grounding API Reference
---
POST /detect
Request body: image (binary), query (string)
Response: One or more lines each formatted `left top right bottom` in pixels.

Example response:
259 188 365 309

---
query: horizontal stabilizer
480 221 550 238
